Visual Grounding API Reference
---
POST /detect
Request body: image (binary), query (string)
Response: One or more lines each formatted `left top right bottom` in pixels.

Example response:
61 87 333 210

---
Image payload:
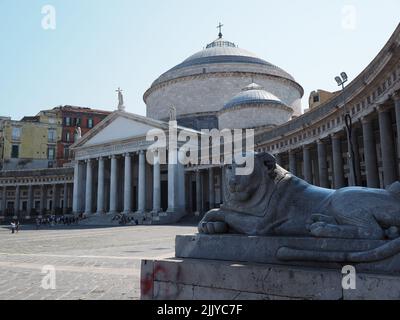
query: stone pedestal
141 257 400 300
140 234 400 300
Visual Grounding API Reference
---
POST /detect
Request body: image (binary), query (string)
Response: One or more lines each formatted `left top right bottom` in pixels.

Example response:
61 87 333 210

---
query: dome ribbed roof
150 37 296 87
223 83 286 110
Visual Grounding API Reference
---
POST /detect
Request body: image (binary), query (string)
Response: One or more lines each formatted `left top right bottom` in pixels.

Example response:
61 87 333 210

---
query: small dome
223 83 285 110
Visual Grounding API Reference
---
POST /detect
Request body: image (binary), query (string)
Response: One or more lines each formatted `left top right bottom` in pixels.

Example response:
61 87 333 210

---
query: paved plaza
0 223 197 300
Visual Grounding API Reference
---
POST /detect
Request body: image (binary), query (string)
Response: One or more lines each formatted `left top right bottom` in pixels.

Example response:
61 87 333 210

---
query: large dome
144 33 303 129
150 38 296 87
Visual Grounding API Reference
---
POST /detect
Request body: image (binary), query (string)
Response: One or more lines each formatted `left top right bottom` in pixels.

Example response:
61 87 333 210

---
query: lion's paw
198 221 228 234
309 222 341 238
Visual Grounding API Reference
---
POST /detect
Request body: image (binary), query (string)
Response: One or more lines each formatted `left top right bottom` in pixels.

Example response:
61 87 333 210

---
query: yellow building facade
1 110 62 170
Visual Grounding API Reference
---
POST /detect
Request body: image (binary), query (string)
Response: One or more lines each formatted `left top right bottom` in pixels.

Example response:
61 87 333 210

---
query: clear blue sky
0 0 399 120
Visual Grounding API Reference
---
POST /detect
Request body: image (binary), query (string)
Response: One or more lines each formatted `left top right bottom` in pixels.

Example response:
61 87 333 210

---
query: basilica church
70 28 306 223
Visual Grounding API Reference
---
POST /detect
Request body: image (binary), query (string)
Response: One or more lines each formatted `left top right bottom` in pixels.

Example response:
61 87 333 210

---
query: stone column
351 128 362 186
378 107 397 187
167 148 177 213
362 117 379 188
51 184 57 215
275 153 282 166
317 140 329 188
72 161 81 214
331 134 345 189
151 151 161 214
84 159 93 215
14 185 20 218
195 170 201 215
288 151 297 176
220 167 225 206
108 155 118 214
187 173 193 212
1 186 6 215
123 153 133 215
137 150 146 214
303 145 313 184
96 157 105 215
27 185 33 218
394 92 400 162
63 183 68 214
177 149 186 212
208 167 215 210
39 185 45 217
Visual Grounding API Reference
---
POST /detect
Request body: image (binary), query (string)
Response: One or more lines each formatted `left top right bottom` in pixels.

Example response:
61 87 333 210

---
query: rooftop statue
116 87 125 112
199 152 400 263
169 106 176 121
74 126 82 140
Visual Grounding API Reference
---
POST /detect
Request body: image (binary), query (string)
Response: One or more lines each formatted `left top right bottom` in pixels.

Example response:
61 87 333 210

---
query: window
65 132 70 142
11 145 19 158
74 118 81 126
12 127 21 140
47 147 55 160
64 146 69 159
87 118 94 129
48 117 56 124
48 129 57 143
65 117 71 126
313 95 320 103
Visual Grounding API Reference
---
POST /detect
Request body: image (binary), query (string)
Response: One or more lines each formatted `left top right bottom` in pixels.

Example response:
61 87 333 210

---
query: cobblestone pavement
0 224 197 300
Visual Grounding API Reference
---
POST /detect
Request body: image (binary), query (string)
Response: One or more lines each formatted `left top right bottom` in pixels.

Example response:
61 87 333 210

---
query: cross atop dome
217 22 223 39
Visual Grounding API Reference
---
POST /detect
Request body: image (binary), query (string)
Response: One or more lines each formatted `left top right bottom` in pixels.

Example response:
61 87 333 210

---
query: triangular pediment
72 111 169 149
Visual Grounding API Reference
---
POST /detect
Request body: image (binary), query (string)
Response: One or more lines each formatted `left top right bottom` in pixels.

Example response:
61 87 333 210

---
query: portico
70 111 192 223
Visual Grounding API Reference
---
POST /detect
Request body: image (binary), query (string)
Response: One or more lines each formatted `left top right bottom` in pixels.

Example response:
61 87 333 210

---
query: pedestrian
16 221 20 233
36 218 40 230
10 221 16 234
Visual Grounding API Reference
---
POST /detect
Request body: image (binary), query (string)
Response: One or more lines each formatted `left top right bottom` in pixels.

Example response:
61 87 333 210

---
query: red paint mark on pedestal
141 262 168 298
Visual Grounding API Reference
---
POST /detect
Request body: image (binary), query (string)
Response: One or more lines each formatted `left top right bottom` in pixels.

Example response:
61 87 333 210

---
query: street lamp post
335 72 357 186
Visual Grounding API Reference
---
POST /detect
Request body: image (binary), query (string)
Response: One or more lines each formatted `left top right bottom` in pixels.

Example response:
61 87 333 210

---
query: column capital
376 104 392 113
392 89 400 101
330 132 343 140
361 115 374 124
124 152 131 157
109 154 117 160
85 158 92 164
316 139 325 145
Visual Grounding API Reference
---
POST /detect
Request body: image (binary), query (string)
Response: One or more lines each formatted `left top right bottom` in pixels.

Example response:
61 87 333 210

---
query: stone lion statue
199 152 400 262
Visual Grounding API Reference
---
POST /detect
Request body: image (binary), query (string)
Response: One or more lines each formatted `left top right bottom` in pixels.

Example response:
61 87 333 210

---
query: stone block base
140 258 400 300
176 234 400 275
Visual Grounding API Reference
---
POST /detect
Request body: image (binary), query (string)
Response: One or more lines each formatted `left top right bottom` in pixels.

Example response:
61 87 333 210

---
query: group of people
112 214 139 226
35 215 82 229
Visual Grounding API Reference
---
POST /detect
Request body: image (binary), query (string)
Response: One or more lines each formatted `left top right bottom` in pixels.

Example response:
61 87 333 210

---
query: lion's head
224 152 278 203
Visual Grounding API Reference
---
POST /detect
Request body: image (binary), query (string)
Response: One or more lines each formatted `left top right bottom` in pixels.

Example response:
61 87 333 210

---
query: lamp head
335 76 343 86
340 72 348 82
